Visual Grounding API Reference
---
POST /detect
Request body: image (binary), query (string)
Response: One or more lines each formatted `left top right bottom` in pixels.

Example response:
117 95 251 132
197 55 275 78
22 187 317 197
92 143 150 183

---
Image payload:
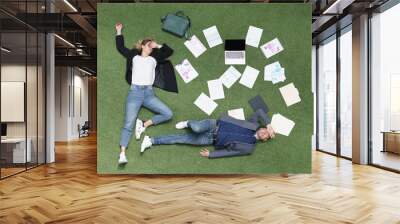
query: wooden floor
1 135 400 224
373 150 400 171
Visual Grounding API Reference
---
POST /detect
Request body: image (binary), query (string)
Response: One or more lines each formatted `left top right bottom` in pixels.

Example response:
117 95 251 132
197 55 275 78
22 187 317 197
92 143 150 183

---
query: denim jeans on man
152 119 216 145
120 85 173 148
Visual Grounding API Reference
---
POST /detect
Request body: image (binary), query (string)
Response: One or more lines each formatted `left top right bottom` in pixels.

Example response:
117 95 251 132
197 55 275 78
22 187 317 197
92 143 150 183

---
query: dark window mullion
24 0 28 171
367 11 373 165
36 0 39 167
316 44 320 150
336 29 341 157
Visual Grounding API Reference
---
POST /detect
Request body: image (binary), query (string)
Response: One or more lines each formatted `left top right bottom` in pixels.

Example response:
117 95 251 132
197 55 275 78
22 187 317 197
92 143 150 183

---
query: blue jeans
152 119 217 146
120 85 173 148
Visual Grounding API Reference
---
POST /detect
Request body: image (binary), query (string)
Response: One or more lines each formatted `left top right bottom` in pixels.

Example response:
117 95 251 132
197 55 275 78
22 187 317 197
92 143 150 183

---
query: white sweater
131 55 157 85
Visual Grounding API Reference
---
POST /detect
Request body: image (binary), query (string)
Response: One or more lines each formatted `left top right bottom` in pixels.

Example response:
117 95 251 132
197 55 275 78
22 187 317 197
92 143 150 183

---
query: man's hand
266 124 275 139
200 149 209 157
115 23 123 35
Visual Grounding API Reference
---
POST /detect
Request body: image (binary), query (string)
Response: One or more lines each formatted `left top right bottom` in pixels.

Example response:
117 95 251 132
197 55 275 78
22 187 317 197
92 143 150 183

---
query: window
317 35 337 154
0 1 47 179
370 3 400 171
339 28 352 158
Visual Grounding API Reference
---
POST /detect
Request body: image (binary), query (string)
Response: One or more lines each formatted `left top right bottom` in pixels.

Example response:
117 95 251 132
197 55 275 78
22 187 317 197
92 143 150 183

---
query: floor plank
1 135 400 224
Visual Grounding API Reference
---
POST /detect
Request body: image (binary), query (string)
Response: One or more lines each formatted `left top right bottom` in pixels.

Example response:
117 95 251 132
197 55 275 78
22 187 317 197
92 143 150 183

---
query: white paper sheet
207 79 225 100
279 83 301 107
271 68 286 84
202 25 223 48
194 93 218 116
264 62 281 81
219 66 242 88
271 113 295 136
260 38 284 58
246 26 263 48
239 65 260 89
228 108 245 120
175 59 199 83
184 35 207 58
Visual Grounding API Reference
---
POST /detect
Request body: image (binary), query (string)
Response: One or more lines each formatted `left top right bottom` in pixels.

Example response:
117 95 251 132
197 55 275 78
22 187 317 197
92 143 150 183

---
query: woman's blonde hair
135 38 154 51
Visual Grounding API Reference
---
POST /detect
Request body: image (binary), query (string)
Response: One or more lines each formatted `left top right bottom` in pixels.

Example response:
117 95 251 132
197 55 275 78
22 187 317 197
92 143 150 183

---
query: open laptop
224 39 246 65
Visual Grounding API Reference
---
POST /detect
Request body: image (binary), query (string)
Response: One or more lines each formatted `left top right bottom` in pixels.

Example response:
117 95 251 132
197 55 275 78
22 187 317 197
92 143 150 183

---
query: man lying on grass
140 109 275 158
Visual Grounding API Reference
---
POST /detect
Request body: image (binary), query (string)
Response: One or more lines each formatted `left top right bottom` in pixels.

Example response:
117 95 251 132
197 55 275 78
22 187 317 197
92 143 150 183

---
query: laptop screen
225 39 245 51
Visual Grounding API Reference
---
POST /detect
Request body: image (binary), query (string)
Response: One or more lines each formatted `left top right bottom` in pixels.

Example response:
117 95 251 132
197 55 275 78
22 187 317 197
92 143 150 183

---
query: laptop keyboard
226 51 244 59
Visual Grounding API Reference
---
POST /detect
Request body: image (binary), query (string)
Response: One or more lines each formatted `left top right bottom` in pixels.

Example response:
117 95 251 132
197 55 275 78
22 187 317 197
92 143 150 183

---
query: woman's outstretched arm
115 23 133 58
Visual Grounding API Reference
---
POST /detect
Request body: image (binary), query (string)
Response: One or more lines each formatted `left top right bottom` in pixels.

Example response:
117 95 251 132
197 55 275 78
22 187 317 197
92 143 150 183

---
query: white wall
1 63 46 164
55 67 69 141
72 72 89 138
54 67 89 141
1 65 40 137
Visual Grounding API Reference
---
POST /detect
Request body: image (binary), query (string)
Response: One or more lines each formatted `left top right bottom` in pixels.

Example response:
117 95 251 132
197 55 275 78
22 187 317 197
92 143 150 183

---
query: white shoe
118 153 128 164
175 121 188 129
141 136 152 153
135 119 146 140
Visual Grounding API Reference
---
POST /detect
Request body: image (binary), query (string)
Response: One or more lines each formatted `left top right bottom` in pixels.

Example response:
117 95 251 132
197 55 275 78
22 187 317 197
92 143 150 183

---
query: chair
78 121 90 138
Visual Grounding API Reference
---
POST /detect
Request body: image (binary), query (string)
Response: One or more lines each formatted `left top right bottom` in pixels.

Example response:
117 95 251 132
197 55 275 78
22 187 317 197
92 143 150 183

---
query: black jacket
115 35 178 93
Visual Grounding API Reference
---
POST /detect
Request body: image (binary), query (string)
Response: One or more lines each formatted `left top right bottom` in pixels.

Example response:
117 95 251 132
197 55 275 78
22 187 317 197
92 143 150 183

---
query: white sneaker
118 153 128 164
141 136 152 153
175 121 188 129
135 119 146 140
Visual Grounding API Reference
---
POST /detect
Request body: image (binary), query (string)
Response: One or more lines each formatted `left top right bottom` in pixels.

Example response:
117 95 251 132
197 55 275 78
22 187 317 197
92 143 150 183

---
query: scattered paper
184 35 207 58
228 108 245 120
202 25 223 48
194 93 218 116
260 38 284 58
264 62 281 81
239 65 260 89
271 113 295 136
246 26 263 48
279 83 301 107
272 68 286 84
219 66 242 88
265 62 286 84
207 79 225 100
175 59 199 83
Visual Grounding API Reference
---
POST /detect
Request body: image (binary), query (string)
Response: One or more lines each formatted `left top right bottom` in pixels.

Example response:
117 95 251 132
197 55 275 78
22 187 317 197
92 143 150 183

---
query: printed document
260 38 284 58
279 83 301 107
246 26 263 48
194 93 218 116
228 108 245 120
271 68 286 84
264 61 282 81
207 79 225 100
271 113 295 136
184 35 207 58
219 66 242 88
203 25 223 48
239 65 259 89
175 59 199 83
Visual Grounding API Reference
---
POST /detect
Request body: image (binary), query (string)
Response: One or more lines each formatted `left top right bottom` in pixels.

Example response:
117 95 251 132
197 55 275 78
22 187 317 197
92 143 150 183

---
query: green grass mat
97 3 312 174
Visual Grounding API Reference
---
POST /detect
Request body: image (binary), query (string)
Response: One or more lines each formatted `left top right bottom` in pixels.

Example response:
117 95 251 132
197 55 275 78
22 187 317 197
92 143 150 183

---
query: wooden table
1 138 32 163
